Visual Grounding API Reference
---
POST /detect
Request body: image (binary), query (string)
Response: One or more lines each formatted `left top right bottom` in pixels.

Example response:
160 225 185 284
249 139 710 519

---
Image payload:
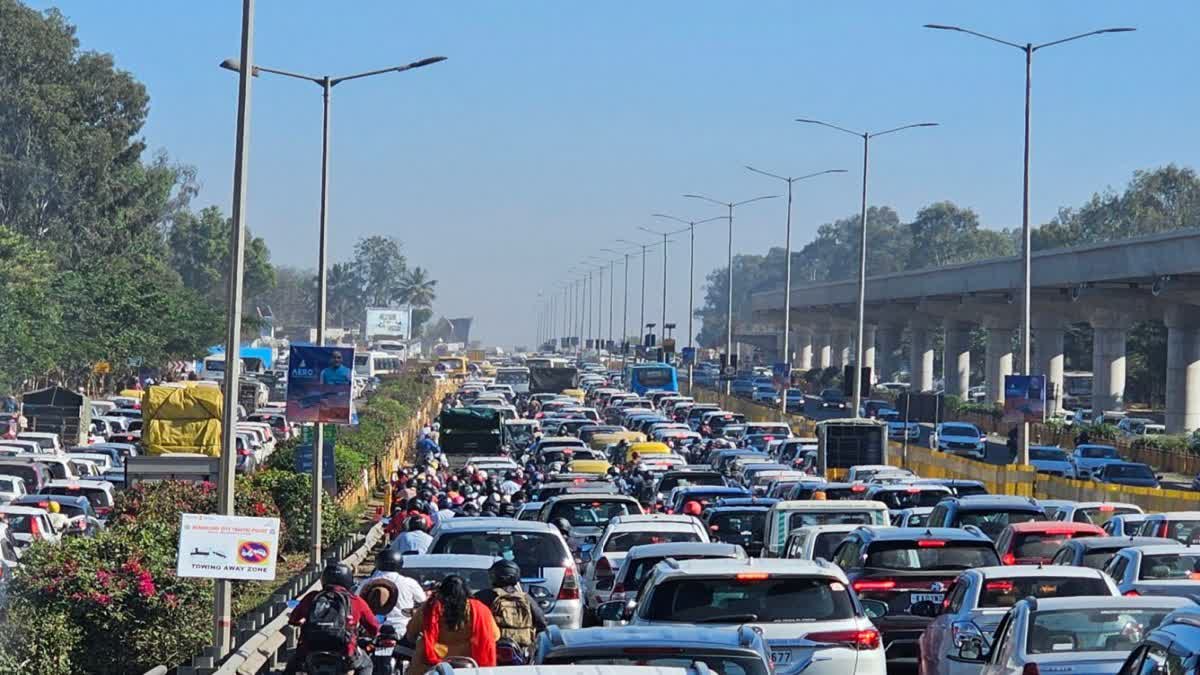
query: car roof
1129 545 1200 556
544 493 640 505
661 557 846 579
434 518 558 533
870 484 951 493
705 505 773 514
624 542 745 559
772 499 888 510
945 495 1041 509
787 524 868 536
1072 536 1177 550
855 526 990 543
1147 512 1200 519
540 625 761 652
44 479 113 490
398 554 499 569
971 564 1110 580
0 505 47 515
1004 521 1104 534
608 514 699 527
1022 596 1192 612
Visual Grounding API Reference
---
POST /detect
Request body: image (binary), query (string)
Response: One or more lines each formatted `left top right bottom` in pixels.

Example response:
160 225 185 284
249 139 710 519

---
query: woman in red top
404 575 499 673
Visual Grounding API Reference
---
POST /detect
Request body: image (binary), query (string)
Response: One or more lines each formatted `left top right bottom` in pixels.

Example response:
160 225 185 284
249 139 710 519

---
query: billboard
176 513 281 581
365 307 411 339
285 346 355 424
1004 374 1046 424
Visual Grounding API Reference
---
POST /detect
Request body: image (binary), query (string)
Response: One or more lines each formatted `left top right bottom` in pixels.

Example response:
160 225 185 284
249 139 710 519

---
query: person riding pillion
473 559 547 660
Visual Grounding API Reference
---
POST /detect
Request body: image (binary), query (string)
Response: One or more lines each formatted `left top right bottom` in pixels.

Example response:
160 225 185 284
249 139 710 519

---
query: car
935 422 986 459
771 438 818 470
750 384 779 404
702 505 770 557
1049 536 1177 570
1035 499 1075 520
607 542 748 606
1029 445 1075 478
861 400 892 418
917 565 1119 675
0 504 60 548
40 479 116 521
1105 513 1151 536
539 494 644 553
890 507 933 528
952 596 1189 675
0 475 26 505
784 389 805 412
387 553 500 595
730 379 755 397
581 514 709 614
763 499 892 558
880 411 920 440
1069 444 1125 479
1104 544 1200 599
427 664 710 674
1094 461 1161 488
926 495 1047 542
599 557 887 675
664 485 750 515
993 521 1105 565
1118 416 1161 437
651 470 726 504
1137 512 1200 544
534 625 772 675
818 388 847 410
1117 605 1200 675
12 494 102 537
831 526 999 666
782 523 873 561
426 518 582 629
912 479 988 497
0 460 53 493
517 501 546 521
864 484 953 511
530 481 618 502
1052 501 1144 528
16 432 62 453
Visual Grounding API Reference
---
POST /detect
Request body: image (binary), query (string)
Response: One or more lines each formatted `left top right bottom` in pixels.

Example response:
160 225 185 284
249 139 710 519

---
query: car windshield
977 577 1112 608
812 532 851 561
1012 532 1095 562
864 541 999 571
1106 464 1155 480
1031 448 1069 462
430 532 568 576
42 486 111 508
1081 446 1119 459
958 510 1044 539
1026 608 1172 654
941 425 979 437
905 512 931 528
873 489 948 509
399 565 492 593
658 474 724 493
1139 553 1200 580
546 655 768 675
548 500 634 527
605 530 699 552
787 511 877 529
643 576 855 623
880 413 899 422
709 512 766 540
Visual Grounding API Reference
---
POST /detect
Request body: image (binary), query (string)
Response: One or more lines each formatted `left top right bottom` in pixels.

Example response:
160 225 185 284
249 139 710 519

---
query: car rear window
1075 506 1140 527
399 566 492 592
812 532 851 561
430 532 568 574
546 655 768 675
605 530 700 552
788 511 877 530
658 474 724 493
874 489 948 509
978 576 1111 608
1082 549 1122 570
1026 608 1172 654
709 512 766 540
42 486 112 508
643 575 855 623
1139 553 1200 580
864 541 1000 571
1012 531 1096 562
1158 521 1200 545
0 466 39 488
548 500 636 527
958 509 1044 539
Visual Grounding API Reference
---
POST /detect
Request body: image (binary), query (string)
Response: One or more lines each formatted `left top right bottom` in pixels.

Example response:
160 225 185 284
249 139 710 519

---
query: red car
994 520 1105 565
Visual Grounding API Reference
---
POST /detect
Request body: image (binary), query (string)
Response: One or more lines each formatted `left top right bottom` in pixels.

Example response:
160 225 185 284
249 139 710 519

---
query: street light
683 193 779 393
745 167 847 417
636 226 678 342
795 118 937 416
599 249 625 353
219 52 446 569
617 238 662 359
924 23 1134 465
604 245 636 366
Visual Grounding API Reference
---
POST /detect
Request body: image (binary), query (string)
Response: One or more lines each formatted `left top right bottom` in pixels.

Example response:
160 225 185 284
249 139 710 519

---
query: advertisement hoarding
176 513 281 581
1004 374 1047 424
365 307 411 340
285 346 355 424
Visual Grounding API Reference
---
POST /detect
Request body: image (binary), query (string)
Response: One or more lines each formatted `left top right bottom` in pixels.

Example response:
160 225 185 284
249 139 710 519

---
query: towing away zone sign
176 513 281 581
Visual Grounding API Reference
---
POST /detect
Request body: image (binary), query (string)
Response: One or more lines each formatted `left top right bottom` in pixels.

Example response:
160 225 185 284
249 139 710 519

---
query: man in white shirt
390 514 433 555
358 549 428 634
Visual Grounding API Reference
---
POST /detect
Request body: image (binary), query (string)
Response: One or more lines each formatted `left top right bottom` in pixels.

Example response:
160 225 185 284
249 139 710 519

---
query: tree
251 265 315 328
353 236 406 308
166 206 275 302
396 267 437 307
325 263 364 329
0 226 63 392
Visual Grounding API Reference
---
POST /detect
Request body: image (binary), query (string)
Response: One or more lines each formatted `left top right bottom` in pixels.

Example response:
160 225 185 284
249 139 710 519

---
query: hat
358 576 400 615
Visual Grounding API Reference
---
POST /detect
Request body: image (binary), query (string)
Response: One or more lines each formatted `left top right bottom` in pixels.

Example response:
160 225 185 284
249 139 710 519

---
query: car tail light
239 449 252 456
917 540 946 548
851 484 867 493
852 579 896 592
558 566 580 600
1124 589 1140 597
735 572 770 582
806 628 881 651
595 556 613 579
1042 529 1077 536
906 488 922 494
985 581 1014 592
1023 664 1040 675
29 516 39 537
1002 553 1016 565
1098 504 1115 512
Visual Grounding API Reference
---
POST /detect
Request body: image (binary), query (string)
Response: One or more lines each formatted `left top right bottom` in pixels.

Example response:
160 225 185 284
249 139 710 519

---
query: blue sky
32 1 1199 346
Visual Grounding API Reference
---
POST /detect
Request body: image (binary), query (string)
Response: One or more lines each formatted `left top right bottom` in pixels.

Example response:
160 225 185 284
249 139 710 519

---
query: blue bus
625 362 679 395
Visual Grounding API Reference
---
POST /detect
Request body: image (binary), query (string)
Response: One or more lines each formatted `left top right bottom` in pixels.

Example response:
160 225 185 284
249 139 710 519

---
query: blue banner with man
285 346 355 424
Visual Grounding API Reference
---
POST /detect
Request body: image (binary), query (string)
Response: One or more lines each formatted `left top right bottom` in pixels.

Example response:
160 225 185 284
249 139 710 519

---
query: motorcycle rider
285 562 380 675
473 560 547 663
360 549 431 635
391 514 433 555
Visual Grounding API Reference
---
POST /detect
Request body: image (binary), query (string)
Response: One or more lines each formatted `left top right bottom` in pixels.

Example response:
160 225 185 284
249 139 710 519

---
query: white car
601 557 886 675
781 524 872 561
0 505 60 547
0 475 26 505
935 422 986 459
16 432 61 454
581 514 709 613
1028 446 1075 478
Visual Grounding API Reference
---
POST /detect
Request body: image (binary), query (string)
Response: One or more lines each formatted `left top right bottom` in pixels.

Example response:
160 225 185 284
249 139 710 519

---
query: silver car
426 518 583 629
1103 545 1200 601
955 596 1190 675
1117 605 1200 675
917 565 1118 675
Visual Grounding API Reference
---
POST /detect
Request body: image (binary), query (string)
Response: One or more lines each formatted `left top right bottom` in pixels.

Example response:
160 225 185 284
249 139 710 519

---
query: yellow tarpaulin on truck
142 384 223 457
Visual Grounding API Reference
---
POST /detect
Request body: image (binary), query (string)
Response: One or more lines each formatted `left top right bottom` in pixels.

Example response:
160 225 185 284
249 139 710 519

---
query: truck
141 383 222 457
815 417 888 479
528 366 578 394
438 407 507 461
495 366 531 395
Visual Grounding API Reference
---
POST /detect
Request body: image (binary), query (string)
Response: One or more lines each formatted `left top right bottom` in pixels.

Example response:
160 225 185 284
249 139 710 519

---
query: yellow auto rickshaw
590 430 646 452
560 388 586 403
566 459 612 476
623 441 672 464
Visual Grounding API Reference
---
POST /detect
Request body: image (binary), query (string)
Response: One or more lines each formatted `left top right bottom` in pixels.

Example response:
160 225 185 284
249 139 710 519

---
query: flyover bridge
748 228 1200 432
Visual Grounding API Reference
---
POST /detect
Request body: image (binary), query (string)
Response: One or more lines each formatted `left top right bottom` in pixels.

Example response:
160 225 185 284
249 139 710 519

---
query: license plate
911 593 944 604
375 647 394 656
770 651 792 664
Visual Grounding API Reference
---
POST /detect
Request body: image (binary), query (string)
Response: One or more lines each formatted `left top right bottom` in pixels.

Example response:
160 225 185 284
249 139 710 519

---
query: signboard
841 365 873 398
365 307 412 340
1004 374 1046 424
662 338 676 354
772 362 791 388
295 432 338 496
680 347 696 366
286 346 354 424
177 513 281 581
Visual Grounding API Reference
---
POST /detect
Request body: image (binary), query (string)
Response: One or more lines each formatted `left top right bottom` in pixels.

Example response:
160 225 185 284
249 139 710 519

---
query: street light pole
796 118 937 417
745 167 847 417
684 194 779 394
213 0 255 656
637 227 673 349
923 23 1134 466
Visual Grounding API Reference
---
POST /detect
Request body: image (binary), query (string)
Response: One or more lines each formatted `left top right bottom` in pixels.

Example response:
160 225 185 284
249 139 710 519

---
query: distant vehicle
818 388 847 410
496 366 532 395
353 351 401 380
1093 461 1161 489
1070 444 1125 479
1029 445 1074 478
935 422 985 459
625 363 678 396
750 384 778 404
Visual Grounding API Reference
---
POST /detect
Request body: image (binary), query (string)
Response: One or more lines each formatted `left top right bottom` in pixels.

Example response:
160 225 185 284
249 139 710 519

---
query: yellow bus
436 355 469 379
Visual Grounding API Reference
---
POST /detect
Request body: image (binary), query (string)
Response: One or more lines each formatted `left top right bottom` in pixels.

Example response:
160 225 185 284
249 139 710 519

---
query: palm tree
325 262 364 327
396 267 437 307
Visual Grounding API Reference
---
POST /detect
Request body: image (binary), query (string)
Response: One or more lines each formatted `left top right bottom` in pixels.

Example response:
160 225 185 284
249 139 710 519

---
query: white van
763 500 890 557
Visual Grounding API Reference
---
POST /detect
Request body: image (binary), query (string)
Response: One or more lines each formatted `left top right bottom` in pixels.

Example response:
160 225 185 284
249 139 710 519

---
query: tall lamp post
617 238 661 361
636 226 677 345
745 167 847 417
600 249 624 353
607 245 635 368
796 118 937 417
923 23 1134 466
652 214 726 393
219 53 446 569
683 194 779 394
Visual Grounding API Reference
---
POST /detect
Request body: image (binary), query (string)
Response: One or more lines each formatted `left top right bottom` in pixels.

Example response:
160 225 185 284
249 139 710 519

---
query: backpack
490 587 536 649
301 589 354 652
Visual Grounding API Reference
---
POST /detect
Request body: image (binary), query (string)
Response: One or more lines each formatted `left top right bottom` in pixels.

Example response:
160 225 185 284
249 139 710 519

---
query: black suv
925 495 1046 542
831 526 999 666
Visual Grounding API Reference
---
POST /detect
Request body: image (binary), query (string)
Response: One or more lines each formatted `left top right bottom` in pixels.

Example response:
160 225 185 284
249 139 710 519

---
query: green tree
396 266 438 307
353 235 406 308
0 226 63 391
166 206 275 302
326 262 365 329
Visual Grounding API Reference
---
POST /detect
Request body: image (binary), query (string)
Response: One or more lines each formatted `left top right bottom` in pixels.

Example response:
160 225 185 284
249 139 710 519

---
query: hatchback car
1117 605 1200 675
926 495 1046 542
1104 544 1200 600
539 493 644 553
993 521 1105 565
702 505 769 557
1052 501 1143 529
1048 536 1176 570
1094 461 1161 488
534 625 772 675
582 514 708 614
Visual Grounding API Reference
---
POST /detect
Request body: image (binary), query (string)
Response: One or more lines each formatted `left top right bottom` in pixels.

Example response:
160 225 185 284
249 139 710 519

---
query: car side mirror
956 635 987 662
860 599 888 620
596 600 633 623
909 600 939 618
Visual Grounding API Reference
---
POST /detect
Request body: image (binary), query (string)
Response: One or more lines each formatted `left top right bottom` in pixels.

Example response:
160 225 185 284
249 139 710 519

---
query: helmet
489 559 521 588
322 562 354 589
606 467 620 478
682 501 702 516
46 501 61 514
376 548 405 573
406 514 428 532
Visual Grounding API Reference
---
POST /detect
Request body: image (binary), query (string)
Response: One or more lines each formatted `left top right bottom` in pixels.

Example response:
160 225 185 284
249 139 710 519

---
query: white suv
581 514 709 614
598 557 886 675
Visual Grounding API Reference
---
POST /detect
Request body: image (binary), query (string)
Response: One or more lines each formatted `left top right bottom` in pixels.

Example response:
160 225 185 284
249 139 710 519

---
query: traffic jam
380 356 1200 675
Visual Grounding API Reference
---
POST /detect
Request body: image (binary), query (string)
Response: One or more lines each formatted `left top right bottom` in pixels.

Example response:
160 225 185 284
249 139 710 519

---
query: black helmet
406 514 428 532
489 559 521 588
322 562 354 590
376 548 405 573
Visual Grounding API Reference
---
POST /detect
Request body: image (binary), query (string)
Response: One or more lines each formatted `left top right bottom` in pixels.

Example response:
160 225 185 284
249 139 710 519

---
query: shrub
243 469 354 551
1085 422 1120 442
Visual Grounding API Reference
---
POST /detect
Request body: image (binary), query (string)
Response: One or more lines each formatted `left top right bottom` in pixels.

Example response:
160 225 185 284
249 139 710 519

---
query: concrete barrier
887 443 1037 497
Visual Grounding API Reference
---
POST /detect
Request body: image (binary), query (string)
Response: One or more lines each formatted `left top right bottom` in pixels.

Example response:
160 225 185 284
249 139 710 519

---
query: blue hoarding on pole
285 346 355 424
681 347 696 365
1003 374 1046 424
294 430 338 496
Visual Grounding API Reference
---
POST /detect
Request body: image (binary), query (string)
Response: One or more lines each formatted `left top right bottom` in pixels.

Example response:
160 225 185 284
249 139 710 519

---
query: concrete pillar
876 324 903 382
1032 316 1066 414
1090 310 1127 414
817 331 832 369
1165 306 1200 433
795 327 813 371
831 327 850 369
943 320 972 398
861 324 877 382
909 325 934 392
985 323 1015 404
